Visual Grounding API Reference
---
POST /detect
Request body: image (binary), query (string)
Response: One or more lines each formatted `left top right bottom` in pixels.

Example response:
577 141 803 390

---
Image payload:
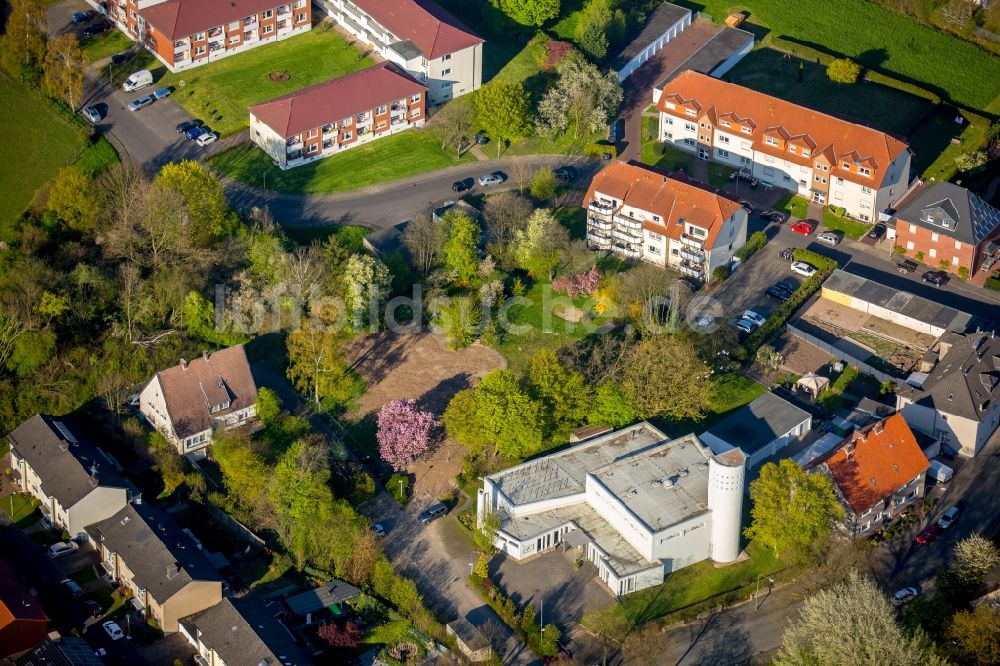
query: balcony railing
588 219 613 232
587 233 612 249
588 200 615 214
616 215 642 231
678 260 704 279
680 247 704 263
679 233 705 249
612 229 641 245
611 244 641 259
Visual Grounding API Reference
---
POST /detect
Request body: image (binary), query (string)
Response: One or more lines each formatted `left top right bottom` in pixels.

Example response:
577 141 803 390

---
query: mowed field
0 76 87 226
686 0 1000 112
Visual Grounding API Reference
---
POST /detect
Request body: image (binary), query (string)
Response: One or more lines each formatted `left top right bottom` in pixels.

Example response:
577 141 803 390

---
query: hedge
736 231 768 262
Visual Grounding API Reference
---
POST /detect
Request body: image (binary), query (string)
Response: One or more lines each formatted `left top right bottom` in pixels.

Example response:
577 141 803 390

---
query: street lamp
755 575 775 611
398 478 404 502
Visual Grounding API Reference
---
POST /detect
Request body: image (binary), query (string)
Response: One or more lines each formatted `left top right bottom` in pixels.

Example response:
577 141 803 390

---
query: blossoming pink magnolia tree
376 399 438 471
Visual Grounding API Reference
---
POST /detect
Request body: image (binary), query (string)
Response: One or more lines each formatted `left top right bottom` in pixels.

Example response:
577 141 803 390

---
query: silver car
127 95 154 112
81 106 102 123
478 172 505 186
817 231 842 246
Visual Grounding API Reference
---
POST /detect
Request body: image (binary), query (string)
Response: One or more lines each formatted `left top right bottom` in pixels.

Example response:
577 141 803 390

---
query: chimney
180 358 188 371
202 350 210 362
874 421 884 435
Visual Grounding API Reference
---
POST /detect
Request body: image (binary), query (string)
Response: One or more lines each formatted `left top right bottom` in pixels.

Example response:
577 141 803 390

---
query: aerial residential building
807 414 929 536
582 161 748 282
181 597 311 666
477 422 745 596
656 71 911 221
317 0 483 104
249 62 427 169
86 503 222 633
7 415 129 539
99 0 312 72
611 3 691 81
892 182 1000 279
13 633 100 666
700 392 812 468
0 560 49 658
139 345 258 458
896 330 1000 457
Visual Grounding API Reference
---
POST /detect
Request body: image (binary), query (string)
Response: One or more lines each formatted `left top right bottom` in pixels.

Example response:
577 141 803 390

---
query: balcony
612 244 641 259
679 247 704 263
616 215 642 231
588 218 613 232
587 233 612 249
679 233 705 249
612 229 641 245
678 260 704 279
589 200 615 215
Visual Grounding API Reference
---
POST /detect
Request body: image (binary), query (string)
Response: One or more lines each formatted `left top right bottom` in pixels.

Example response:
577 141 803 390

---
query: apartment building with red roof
807 414 929 536
0 559 49 657
249 62 427 169
316 0 483 105
98 0 311 71
656 71 912 222
583 161 748 282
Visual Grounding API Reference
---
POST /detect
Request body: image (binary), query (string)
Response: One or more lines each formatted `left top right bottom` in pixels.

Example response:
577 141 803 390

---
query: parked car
71 10 95 24
474 132 488 145
81 20 112 37
791 261 817 278
84 600 102 618
60 579 83 598
176 119 204 134
732 318 756 334
867 222 887 241
790 220 815 235
47 542 79 559
760 210 786 223
102 621 124 641
372 523 385 538
766 285 792 301
775 279 797 293
478 172 505 186
738 199 755 212
195 132 218 147
897 259 918 274
126 95 154 112
452 178 473 193
916 525 941 545
818 231 842 246
121 69 153 92
81 106 102 123
554 166 577 182
110 51 132 65
152 87 173 99
892 587 920 606
937 507 960 529
922 270 949 287
185 125 209 140
742 310 767 327
418 502 448 525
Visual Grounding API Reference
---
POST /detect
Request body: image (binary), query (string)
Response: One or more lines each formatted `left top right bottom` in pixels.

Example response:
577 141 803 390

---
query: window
860 201 871 209
262 9 273 18
411 94 421 103
836 177 844 185
647 244 661 255
717 134 730 144
194 32 206 40
952 256 960 265
909 224 916 233
739 155 751 165
663 116 673 125
296 0 307 6
665 101 675 110
802 150 810 157
648 230 662 240
929 248 937 258
842 161 851 169
741 126 751 134
229 35 239 44
789 145 797 154
859 213 870 221
685 108 695 116
683 138 696 147
356 111 369 122
931 232 939 242
684 122 696 132
295 12 307 21
441 67 453 76
376 104 387 114
652 216 661 224
193 45 206 55
410 108 421 117
342 130 352 140
741 141 751 151
262 24 273 34
700 121 708 128
764 155 775 163
906 241 915 250
342 117 352 126
442 54 451 61
717 148 730 158
799 179 807 187
308 143 318 152
861 186 872 194
763 166 775 176
955 240 962 250
229 21 239 30
859 167 870 176
720 120 730 127
765 136 778 146
834 191 844 202
688 226 706 238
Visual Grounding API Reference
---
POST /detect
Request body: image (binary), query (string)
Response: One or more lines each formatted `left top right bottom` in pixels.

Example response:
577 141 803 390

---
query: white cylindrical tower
707 450 745 563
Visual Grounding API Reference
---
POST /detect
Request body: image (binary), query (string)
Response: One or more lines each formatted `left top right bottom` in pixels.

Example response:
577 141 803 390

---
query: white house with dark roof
8 415 129 539
140 345 258 458
478 423 745 596
181 597 310 666
700 392 812 468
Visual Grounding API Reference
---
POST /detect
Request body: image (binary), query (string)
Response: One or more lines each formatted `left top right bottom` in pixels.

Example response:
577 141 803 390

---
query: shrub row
735 231 768 262
583 142 617 158
468 574 560 657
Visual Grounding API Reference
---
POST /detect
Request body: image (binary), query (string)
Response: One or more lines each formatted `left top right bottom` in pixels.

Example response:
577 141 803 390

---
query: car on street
111 51 132 65
732 318 756 334
81 20 112 37
937 506 960 529
47 541 79 559
195 132 218 147
922 270 949 287
418 502 448 525
176 119 203 134
554 166 577 182
71 10 96 23
790 220 815 235
372 523 385 538
897 259 918 274
81 106 102 123
791 261 817 278
892 587 920 606
185 125 209 140
742 310 767 327
102 621 124 641
478 172 506 186
916 524 942 544
127 95 154 112
867 222 887 241
452 178 473 193
152 87 173 99
760 210 786 223
738 200 755 211
818 231 842 246
85 600 102 618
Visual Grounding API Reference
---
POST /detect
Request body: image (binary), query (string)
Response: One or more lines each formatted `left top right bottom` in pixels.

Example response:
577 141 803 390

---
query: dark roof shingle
893 181 1000 246
182 597 309 666
703 392 811 455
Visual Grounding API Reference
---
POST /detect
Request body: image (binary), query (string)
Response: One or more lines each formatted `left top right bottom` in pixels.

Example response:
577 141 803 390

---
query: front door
698 148 710 160
811 191 826 204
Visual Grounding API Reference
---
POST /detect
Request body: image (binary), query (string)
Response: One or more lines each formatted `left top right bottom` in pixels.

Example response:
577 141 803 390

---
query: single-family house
180 597 310 666
700 392 812 468
0 559 49 657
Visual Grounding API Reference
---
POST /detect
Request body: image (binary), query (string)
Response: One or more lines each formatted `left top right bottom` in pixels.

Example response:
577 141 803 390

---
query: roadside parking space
713 233 803 323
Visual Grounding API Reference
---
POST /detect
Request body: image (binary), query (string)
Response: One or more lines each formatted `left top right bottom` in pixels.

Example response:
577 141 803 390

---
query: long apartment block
99 0 312 71
656 71 911 221
250 62 427 169
316 0 483 105
583 161 749 282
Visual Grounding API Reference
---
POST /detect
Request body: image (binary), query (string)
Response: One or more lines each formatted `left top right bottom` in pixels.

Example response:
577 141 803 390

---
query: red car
916 524 941 545
790 221 815 235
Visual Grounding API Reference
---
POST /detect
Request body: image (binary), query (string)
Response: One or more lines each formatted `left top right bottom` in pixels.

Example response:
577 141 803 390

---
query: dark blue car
71 10 95 24
185 126 209 141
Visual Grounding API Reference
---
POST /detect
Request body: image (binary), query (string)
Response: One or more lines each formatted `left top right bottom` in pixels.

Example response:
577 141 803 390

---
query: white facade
707 456 744 562
896 397 1000 458
615 10 691 81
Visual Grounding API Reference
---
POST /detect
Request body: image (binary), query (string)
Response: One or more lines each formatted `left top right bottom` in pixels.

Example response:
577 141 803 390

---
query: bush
735 231 767 262
713 265 729 282
584 142 617 158
958 266 969 279
530 167 557 201
827 58 862 84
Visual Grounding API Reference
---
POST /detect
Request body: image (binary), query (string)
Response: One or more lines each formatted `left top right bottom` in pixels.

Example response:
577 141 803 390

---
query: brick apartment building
656 71 912 222
892 182 1000 279
98 0 312 71
250 61 426 169
583 161 748 282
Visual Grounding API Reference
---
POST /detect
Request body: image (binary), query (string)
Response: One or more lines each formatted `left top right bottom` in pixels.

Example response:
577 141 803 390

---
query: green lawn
209 128 474 194
0 78 89 228
687 0 1000 113
775 193 809 220
387 473 410 505
80 29 133 63
1 493 41 527
158 22 374 136
639 117 695 175
822 207 870 240
909 107 992 182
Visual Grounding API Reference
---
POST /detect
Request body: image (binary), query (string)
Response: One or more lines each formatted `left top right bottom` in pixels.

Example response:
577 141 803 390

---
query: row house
656 71 912 222
98 0 311 71
249 62 426 169
582 161 748 282
317 0 483 105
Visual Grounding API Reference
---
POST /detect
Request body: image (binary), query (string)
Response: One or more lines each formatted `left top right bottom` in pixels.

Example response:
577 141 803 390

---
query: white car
47 541 79 559
937 506 960 529
742 310 766 327
817 231 842 246
892 587 919 606
195 132 218 147
102 620 124 640
790 261 817 278
478 172 505 186
81 106 102 123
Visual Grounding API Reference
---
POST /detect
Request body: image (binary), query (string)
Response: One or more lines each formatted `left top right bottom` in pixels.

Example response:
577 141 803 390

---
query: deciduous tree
286 321 363 409
484 191 533 255
154 161 237 245
528 349 591 434
402 214 442 277
473 80 532 158
826 58 862 84
575 0 612 60
950 533 1000 587
536 54 623 138
438 294 481 350
43 34 87 108
269 436 336 567
318 620 360 648
255 386 282 425
443 369 544 458
1 0 46 80
46 166 100 233
512 208 570 280
342 254 391 329
530 167 557 200
376 399 437 471
432 99 475 156
497 0 560 26
441 210 481 283
945 605 1000 666
588 382 636 428
621 334 714 420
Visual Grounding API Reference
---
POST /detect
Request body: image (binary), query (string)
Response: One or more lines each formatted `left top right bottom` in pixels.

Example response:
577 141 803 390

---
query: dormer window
210 401 231 414
802 150 810 157
685 108 696 116
842 161 851 169
720 120 730 127
789 145 797 154
858 166 871 176
765 136 778 146
665 102 675 110
741 126 751 134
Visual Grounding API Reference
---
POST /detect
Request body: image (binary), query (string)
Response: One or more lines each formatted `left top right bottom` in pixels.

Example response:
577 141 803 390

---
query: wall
426 43 482 104
894 222 977 273
585 475 654 560
66 486 128 539
650 512 712 567
707 457 743 562
616 11 692 81
787 322 897 382
159 580 224 633
708 34 753 78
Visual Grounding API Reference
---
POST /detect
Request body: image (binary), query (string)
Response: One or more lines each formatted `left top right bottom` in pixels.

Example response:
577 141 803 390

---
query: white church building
477 423 745 596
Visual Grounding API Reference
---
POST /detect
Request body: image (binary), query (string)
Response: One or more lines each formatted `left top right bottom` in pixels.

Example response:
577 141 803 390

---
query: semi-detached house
583 161 748 282
99 0 312 72
317 0 483 105
250 62 426 169
656 71 911 222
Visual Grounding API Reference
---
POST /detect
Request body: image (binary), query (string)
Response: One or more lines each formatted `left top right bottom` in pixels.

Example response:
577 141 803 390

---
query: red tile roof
657 71 909 185
140 0 284 40
250 62 426 137
0 559 49 627
582 161 743 247
352 0 482 59
824 414 929 516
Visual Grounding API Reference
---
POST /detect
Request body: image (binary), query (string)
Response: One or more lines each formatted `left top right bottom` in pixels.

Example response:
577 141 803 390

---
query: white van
929 459 954 483
122 69 153 92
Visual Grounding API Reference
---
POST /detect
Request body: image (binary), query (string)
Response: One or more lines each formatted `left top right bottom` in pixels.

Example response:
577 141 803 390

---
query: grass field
80 29 133 63
158 22 373 136
0 493 41 527
822 207 870 240
681 0 1000 113
209 128 474 194
640 117 696 175
775 193 809 220
909 108 993 182
0 77 89 225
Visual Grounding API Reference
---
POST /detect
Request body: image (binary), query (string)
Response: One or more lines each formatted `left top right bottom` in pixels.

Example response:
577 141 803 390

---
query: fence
205 503 266 546
786 321 896 383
